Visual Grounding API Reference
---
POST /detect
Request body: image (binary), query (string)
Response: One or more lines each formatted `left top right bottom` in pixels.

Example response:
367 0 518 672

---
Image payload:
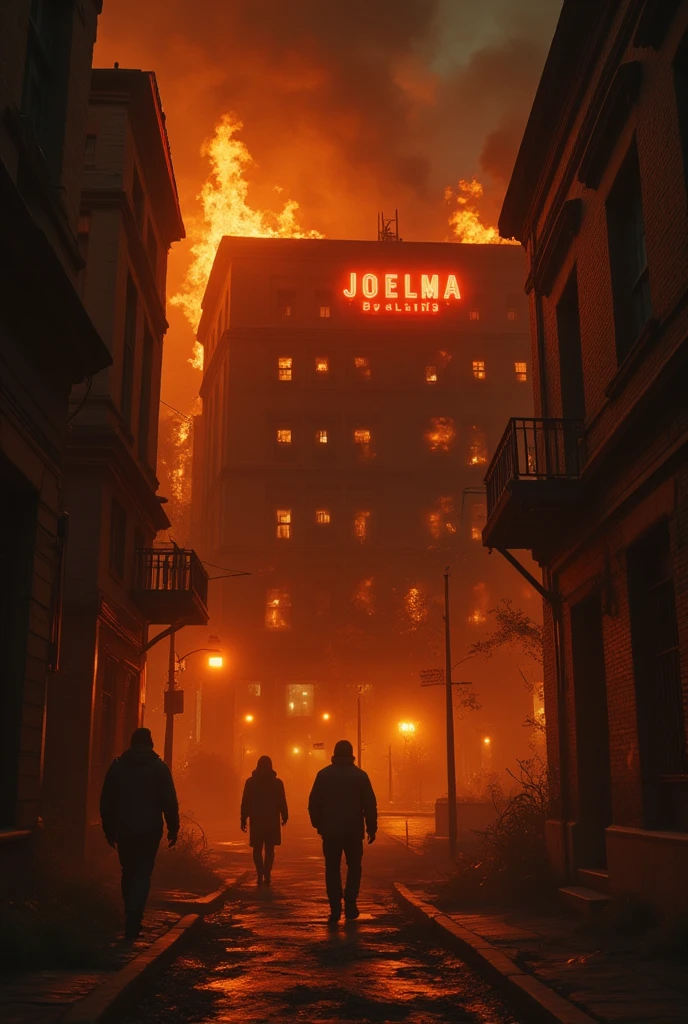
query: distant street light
322 712 331 721
244 713 254 723
164 643 222 766
398 721 416 734
483 736 491 745
208 654 224 668
292 746 301 755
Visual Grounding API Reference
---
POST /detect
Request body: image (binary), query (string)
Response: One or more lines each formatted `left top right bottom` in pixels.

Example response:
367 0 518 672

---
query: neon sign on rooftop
343 271 461 314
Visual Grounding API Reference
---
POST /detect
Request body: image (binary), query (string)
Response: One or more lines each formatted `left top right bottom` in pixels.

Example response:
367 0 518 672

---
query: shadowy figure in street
241 755 288 885
308 739 377 923
100 728 179 939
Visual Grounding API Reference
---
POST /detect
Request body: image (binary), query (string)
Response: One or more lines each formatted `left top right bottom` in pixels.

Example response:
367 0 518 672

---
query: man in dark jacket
240 754 288 885
308 738 377 923
100 727 179 939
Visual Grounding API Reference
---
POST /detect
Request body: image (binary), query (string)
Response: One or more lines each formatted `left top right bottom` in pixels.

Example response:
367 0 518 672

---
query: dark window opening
121 274 137 427
21 0 73 179
146 220 158 276
627 521 687 830
84 134 97 167
556 269 586 420
109 499 127 580
132 167 145 231
138 326 153 466
606 143 652 363
277 289 296 319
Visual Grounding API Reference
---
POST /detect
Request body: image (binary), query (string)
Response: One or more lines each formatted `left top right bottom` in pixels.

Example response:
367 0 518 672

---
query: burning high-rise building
193 237 534 797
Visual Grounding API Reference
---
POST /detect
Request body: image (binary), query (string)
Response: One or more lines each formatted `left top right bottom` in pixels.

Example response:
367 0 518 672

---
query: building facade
0 0 110 878
42 68 208 860
485 0 688 914
193 237 535 801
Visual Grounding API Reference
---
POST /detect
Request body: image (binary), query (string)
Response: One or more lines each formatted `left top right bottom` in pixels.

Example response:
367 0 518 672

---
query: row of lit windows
273 504 486 542
276 293 519 323
264 579 489 630
274 422 488 462
277 355 527 382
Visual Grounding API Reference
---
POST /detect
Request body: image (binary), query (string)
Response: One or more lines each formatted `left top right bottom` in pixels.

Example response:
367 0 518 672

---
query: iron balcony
483 418 585 554
133 548 209 626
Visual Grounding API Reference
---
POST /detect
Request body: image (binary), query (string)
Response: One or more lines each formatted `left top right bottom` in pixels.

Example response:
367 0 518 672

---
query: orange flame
172 114 323 368
445 179 519 245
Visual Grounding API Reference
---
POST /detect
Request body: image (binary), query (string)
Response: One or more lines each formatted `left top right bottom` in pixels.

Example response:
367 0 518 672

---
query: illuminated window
354 356 371 380
353 577 374 615
278 357 292 381
469 310 480 321
276 428 292 444
515 361 527 382
472 360 486 380
405 587 428 624
247 682 261 696
315 509 331 524
286 683 313 716
425 366 438 383
468 582 488 626
428 496 457 542
424 417 456 452
319 306 331 318
354 429 371 445
315 356 329 373
316 429 328 444
354 510 370 542
471 503 487 541
265 588 290 630
276 509 291 539
468 426 488 466
277 289 295 318
507 310 518 321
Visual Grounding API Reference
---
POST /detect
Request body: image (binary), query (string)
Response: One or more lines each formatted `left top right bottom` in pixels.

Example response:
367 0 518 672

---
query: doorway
570 591 612 867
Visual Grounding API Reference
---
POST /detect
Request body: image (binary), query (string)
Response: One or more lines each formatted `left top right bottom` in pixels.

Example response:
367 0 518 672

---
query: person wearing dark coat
308 738 377 923
100 728 179 939
240 755 288 885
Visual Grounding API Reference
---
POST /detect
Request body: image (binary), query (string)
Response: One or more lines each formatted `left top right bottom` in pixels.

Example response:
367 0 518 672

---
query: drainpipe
547 566 571 883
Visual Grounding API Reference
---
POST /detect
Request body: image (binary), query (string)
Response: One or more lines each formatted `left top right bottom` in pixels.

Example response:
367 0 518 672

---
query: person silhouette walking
241 755 288 885
308 739 377 923
100 728 179 939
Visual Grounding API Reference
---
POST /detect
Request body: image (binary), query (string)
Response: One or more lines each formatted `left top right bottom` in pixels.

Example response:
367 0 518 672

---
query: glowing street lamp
483 736 491 746
244 713 255 723
398 721 416 734
322 712 331 721
208 654 224 668
292 746 301 755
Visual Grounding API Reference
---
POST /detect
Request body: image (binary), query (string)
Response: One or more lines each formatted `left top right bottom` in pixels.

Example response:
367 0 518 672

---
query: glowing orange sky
93 0 560 412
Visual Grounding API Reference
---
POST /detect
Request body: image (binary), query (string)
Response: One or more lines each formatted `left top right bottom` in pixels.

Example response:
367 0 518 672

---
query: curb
392 883 597 1024
161 869 252 915
63 870 251 1023
62 914 201 1024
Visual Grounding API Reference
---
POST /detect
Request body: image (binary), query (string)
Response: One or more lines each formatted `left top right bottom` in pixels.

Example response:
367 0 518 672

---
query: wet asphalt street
124 823 522 1024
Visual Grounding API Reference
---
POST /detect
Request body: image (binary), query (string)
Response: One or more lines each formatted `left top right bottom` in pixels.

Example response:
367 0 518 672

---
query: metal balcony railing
134 548 209 624
485 418 585 518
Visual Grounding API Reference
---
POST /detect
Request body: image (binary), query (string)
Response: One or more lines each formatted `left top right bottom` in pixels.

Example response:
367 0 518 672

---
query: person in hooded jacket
308 738 377 923
100 727 179 939
240 755 288 885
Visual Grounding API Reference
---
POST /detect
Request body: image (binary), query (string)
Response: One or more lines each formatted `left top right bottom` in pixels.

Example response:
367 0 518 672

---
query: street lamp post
162 642 221 768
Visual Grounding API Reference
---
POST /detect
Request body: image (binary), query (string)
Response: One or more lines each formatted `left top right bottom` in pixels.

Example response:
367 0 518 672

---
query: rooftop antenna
378 210 402 242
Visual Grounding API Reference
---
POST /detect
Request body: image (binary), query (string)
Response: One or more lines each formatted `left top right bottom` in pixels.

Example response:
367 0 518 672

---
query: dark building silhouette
193 237 535 797
41 68 209 860
0 1 110 880
486 0 688 915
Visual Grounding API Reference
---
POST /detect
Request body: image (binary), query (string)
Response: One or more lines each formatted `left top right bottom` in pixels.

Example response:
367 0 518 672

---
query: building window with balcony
276 509 291 539
354 510 370 541
265 588 290 629
286 683 313 716
468 426 488 465
425 417 456 453
515 361 527 382
315 509 331 524
606 142 652 363
425 365 438 383
278 356 292 381
469 310 480 321
354 356 371 380
109 499 127 580
472 360 485 380
276 428 292 444
315 356 329 374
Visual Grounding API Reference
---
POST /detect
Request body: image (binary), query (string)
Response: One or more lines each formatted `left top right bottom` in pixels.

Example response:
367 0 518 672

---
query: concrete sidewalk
407 885 688 1023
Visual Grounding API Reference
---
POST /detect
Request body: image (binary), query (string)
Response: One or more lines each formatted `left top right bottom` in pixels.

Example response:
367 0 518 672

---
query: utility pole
444 570 458 860
163 629 176 767
357 686 363 768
